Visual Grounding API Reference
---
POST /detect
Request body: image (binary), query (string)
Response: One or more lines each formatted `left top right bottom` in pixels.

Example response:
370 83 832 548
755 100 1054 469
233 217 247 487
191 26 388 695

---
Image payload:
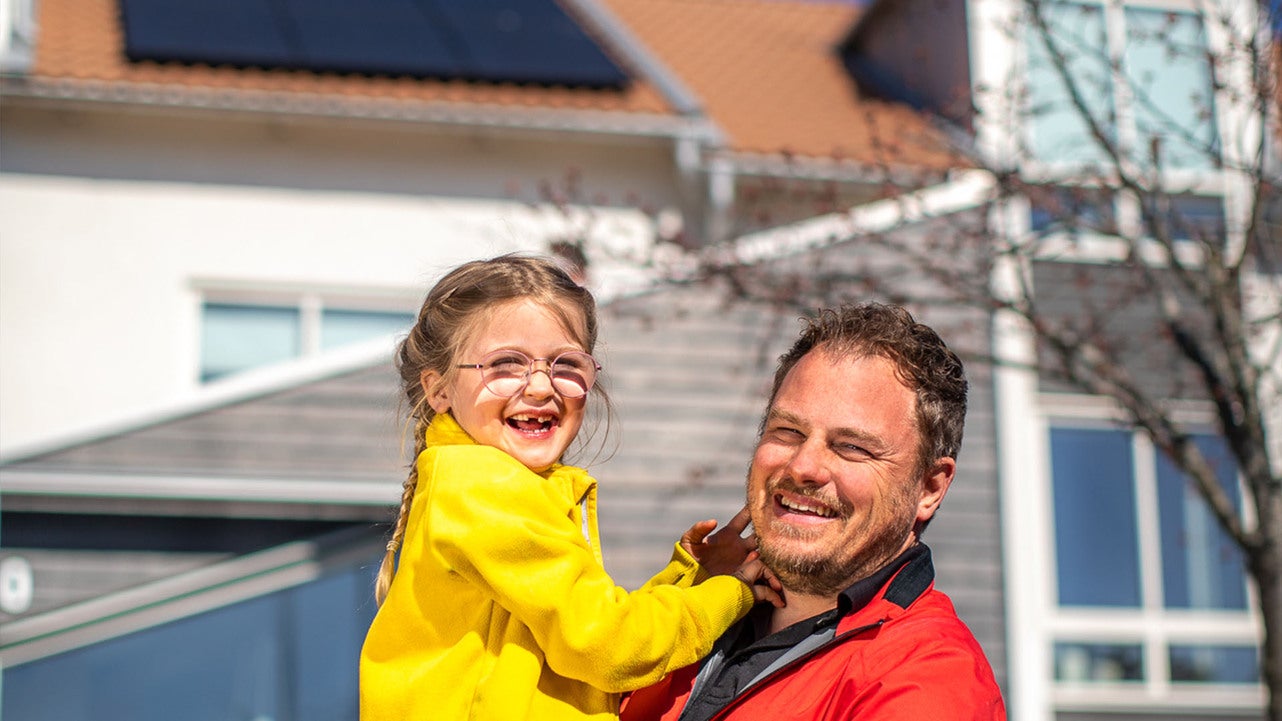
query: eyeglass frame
455 349 602 399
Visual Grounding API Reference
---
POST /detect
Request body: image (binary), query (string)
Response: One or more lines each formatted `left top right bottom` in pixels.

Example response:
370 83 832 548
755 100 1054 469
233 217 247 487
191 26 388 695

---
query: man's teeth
779 496 837 518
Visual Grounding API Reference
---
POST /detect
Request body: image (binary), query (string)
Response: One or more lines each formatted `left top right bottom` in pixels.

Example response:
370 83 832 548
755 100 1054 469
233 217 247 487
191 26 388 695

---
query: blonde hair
374 254 604 605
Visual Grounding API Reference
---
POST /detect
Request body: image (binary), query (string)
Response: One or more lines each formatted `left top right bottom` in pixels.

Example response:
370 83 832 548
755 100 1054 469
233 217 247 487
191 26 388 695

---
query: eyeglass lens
478 350 597 398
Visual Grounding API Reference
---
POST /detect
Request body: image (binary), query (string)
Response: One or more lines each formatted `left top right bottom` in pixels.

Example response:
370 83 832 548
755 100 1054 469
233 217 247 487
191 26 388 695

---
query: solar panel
118 0 629 88
432 0 630 87
283 0 460 78
121 0 293 68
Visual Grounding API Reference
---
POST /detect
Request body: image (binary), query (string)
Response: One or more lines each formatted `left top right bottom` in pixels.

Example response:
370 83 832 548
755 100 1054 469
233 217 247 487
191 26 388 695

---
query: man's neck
767 590 839 635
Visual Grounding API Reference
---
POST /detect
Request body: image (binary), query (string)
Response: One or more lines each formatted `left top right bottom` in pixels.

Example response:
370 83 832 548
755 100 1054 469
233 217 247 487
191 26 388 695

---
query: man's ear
916 457 955 525
422 370 450 414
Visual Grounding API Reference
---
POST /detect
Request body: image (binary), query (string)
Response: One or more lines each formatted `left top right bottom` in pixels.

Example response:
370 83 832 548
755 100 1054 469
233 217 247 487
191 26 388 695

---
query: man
622 302 1006 721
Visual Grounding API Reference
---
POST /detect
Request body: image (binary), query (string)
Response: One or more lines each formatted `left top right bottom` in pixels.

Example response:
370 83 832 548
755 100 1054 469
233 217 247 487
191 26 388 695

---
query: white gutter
729 168 996 264
0 470 398 505
0 77 722 143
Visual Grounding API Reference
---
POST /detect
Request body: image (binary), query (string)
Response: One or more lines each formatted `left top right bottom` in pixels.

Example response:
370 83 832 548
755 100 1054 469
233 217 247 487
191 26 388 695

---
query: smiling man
622 303 1006 721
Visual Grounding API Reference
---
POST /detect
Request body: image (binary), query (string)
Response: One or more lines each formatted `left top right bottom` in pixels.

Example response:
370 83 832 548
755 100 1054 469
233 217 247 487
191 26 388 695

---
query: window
1046 420 1259 706
1028 184 1117 236
2 556 379 721
1025 1 1219 171
1026 0 1113 165
1021 3 1231 259
319 308 416 351
199 294 415 382
1122 7 1219 171
0 0 37 72
202 303 302 381
1050 427 1141 607
1051 427 1247 612
1027 185 1226 248
1153 193 1227 243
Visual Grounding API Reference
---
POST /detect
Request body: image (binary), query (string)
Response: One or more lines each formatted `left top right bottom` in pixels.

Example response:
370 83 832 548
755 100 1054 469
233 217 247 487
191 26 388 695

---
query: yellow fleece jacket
359 413 755 721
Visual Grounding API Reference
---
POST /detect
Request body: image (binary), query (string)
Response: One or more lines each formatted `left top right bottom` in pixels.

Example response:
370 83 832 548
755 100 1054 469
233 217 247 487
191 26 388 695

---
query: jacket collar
836 544 934 627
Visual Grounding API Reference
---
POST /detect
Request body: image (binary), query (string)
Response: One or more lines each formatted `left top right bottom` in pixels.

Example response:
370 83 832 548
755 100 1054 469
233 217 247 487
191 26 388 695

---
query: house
1 0 1272 720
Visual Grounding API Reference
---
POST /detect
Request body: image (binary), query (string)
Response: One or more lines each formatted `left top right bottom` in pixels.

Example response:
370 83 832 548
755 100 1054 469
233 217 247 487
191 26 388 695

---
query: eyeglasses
456 350 601 399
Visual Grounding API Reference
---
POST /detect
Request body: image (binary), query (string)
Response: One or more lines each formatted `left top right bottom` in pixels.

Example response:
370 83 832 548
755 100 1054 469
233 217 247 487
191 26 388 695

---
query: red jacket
621 550 1006 721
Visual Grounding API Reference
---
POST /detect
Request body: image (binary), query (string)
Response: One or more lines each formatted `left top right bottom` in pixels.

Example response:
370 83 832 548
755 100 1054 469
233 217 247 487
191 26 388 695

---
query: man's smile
772 490 842 521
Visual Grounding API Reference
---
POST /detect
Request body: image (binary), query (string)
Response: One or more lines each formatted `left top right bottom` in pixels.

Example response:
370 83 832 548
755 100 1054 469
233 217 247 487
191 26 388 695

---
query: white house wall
0 103 675 454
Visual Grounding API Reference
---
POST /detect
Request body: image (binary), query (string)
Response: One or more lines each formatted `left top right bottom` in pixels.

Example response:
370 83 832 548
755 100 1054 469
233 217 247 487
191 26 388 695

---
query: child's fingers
751 584 786 608
735 555 785 608
680 519 719 547
723 506 752 535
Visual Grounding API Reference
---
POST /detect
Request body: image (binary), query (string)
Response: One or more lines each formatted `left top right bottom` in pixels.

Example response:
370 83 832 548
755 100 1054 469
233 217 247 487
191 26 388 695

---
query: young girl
360 255 778 721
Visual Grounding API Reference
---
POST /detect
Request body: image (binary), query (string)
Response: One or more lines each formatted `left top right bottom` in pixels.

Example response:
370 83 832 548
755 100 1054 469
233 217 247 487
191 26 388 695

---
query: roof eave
0 75 724 144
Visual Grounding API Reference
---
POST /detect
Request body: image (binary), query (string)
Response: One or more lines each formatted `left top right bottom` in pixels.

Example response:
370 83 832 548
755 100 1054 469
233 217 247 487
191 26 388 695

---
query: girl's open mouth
507 413 558 435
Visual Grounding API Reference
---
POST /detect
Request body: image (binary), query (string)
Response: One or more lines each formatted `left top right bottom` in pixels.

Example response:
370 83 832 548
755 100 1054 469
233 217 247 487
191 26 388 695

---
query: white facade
968 0 1274 718
0 103 679 455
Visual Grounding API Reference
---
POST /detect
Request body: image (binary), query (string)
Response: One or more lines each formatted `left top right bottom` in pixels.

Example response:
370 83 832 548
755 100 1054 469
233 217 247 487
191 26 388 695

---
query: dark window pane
1055 641 1145 682
1158 434 1247 609
1051 427 1141 606
2 559 378 721
292 570 380 720
1170 645 1258 683
1028 184 1116 234
4 594 284 719
1167 195 1225 242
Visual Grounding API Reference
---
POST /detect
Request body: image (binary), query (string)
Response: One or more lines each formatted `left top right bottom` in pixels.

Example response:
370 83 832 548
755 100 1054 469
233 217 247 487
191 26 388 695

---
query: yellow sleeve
423 446 754 693
638 542 708 591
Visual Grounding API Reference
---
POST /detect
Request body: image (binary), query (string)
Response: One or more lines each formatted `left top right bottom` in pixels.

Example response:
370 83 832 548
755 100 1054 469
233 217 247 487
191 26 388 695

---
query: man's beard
755 481 917 597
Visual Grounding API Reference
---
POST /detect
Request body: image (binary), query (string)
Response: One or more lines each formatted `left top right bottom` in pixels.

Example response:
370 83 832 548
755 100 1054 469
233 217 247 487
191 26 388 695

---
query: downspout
561 0 728 248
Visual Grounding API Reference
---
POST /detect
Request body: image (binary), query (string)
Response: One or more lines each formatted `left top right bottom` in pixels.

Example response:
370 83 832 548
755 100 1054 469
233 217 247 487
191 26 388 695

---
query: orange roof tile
16 0 960 169
605 0 960 168
24 0 672 115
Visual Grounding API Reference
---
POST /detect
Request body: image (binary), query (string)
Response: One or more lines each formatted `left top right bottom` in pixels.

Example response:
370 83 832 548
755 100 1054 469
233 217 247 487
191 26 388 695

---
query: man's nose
783 438 830 484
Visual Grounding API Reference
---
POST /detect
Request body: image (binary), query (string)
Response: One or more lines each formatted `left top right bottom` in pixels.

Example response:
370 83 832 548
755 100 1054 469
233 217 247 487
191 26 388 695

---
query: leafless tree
541 0 1280 716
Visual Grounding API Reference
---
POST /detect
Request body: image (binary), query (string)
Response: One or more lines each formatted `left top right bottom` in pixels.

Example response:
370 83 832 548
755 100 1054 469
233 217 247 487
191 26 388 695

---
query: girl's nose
522 365 556 399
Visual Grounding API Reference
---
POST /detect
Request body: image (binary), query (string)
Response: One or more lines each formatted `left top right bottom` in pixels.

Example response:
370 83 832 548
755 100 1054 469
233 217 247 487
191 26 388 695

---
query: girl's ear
421 370 450 414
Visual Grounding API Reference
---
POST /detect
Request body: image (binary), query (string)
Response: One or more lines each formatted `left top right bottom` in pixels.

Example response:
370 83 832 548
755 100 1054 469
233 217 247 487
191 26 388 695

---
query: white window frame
194 281 418 383
980 1 1269 714
1042 394 1262 712
0 0 37 72
997 361 1265 720
1018 0 1231 179
1011 0 1267 274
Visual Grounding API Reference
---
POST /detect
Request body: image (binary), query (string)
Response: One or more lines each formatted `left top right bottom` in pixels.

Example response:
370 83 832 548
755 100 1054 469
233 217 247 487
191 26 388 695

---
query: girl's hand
679 506 757 576
732 552 785 608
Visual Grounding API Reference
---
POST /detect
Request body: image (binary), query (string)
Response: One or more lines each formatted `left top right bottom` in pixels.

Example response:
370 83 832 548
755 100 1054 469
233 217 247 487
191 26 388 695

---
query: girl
360 255 777 721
